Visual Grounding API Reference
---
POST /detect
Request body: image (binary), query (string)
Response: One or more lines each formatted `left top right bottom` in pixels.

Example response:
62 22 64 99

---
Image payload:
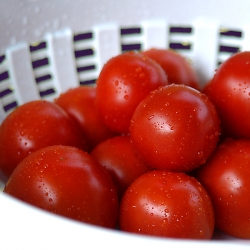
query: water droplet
148 115 154 120
124 95 129 100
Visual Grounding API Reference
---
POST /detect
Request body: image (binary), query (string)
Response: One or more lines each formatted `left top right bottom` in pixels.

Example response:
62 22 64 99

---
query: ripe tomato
0 100 87 178
96 51 168 134
202 79 212 96
4 145 119 228
54 86 117 152
119 170 215 239
129 84 221 172
197 138 250 239
90 135 150 200
142 48 200 90
207 51 250 139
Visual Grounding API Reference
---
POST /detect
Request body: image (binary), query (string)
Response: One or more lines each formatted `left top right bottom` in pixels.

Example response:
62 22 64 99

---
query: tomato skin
0 100 87 178
4 145 119 228
90 135 150 200
55 86 117 152
119 170 215 239
207 51 250 139
129 84 221 172
197 138 250 239
96 51 168 134
142 48 200 90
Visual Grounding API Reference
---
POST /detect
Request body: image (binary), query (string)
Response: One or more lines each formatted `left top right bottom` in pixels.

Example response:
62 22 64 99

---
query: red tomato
54 86 117 152
0 100 87 178
129 84 221 172
119 170 215 239
207 51 250 139
197 138 250 239
142 48 200 90
90 135 150 200
96 51 168 134
4 145 119 228
202 79 212 96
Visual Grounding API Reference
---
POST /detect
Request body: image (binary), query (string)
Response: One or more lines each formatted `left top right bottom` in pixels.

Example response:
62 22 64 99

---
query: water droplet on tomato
124 95 129 100
148 115 154 120
135 67 142 73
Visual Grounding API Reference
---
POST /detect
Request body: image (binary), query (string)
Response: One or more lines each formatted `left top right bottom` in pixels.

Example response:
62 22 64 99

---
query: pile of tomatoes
1 48 250 240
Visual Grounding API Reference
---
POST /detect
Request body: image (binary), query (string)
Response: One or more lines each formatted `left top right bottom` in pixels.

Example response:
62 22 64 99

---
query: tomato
207 51 250 139
197 138 250 239
96 51 168 134
119 170 214 239
142 48 200 90
54 86 117 152
202 79 212 96
129 84 221 172
4 145 119 228
0 100 87 178
90 135 150 200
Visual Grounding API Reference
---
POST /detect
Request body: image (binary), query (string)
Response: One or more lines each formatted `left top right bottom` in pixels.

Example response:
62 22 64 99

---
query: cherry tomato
96 51 168 134
142 48 200 90
202 79 212 96
0 100 87 178
54 86 117 152
119 170 215 239
197 138 250 239
4 145 119 228
207 51 250 139
129 84 221 172
90 135 150 200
